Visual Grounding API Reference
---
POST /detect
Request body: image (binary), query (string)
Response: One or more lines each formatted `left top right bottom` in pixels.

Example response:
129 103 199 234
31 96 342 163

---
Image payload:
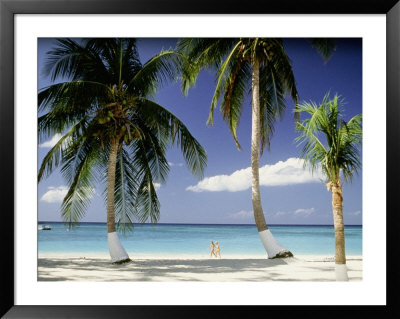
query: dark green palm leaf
38 118 88 181
138 98 207 179
43 38 110 83
296 93 361 184
38 80 110 114
136 170 160 224
128 50 185 97
129 123 170 184
60 137 99 227
114 148 139 233
130 137 162 224
308 38 336 62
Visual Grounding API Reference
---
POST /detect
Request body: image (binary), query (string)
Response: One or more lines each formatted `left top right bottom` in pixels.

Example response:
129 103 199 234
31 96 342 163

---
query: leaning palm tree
178 38 335 258
295 93 362 280
38 38 207 263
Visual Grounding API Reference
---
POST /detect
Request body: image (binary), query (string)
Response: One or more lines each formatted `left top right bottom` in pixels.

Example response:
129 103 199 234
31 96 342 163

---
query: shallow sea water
38 223 362 256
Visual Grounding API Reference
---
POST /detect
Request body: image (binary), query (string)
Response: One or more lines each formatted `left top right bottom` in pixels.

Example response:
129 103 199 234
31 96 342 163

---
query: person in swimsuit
215 241 221 258
209 241 216 258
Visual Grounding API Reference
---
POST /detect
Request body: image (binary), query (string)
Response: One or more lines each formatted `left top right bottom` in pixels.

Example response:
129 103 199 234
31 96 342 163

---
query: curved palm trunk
251 60 293 259
107 138 130 264
331 183 348 281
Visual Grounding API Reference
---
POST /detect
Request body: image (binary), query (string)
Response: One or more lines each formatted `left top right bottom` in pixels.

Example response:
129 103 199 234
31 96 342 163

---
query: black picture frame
1 0 398 318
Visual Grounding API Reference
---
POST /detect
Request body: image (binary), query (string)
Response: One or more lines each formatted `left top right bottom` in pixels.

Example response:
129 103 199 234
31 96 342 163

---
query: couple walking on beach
209 241 221 258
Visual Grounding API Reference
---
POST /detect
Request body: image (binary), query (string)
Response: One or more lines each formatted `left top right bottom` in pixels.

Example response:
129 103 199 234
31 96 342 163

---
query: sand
37 253 362 282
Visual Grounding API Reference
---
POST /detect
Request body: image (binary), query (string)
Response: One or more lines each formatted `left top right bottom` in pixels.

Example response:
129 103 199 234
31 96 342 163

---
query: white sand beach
38 253 362 282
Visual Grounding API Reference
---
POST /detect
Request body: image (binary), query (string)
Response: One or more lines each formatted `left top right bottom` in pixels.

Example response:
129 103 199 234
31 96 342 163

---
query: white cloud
40 185 95 203
168 162 184 167
229 210 253 219
271 207 316 219
187 167 251 192
153 183 161 190
39 133 72 148
40 186 69 203
274 211 287 217
294 207 316 216
187 158 323 192
227 207 317 223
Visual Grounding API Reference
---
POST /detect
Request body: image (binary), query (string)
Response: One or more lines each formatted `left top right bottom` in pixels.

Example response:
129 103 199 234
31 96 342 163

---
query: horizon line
38 221 362 227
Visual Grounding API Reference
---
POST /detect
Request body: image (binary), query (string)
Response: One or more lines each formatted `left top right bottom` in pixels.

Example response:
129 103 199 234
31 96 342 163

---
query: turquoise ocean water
38 223 362 256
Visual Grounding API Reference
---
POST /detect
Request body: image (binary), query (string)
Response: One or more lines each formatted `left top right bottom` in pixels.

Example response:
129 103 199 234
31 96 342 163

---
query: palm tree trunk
251 60 267 233
331 183 348 281
107 138 130 263
251 59 292 259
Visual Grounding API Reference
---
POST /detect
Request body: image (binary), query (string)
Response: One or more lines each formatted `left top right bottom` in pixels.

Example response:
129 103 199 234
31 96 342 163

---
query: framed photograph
1 0 398 317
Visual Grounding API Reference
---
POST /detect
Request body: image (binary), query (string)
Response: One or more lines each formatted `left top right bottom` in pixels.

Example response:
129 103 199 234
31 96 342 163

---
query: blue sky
38 38 362 225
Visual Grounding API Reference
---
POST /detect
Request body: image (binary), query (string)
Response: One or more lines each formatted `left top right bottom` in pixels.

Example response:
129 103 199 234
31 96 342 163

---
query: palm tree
295 93 362 280
38 38 207 263
177 38 335 258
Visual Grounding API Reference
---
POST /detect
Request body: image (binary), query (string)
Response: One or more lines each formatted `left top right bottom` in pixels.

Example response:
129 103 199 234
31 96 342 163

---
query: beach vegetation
295 93 362 280
177 38 335 258
38 38 207 263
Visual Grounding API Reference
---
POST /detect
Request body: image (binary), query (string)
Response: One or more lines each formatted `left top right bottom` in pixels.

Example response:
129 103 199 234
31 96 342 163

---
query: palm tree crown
295 93 362 187
178 38 334 150
178 38 299 151
38 38 207 233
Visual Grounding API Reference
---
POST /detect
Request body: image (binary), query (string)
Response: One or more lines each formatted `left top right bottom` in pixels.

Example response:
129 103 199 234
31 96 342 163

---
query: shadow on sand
38 257 362 282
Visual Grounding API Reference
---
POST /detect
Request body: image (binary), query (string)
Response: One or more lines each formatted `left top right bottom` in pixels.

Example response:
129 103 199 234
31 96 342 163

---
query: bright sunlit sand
38 253 362 282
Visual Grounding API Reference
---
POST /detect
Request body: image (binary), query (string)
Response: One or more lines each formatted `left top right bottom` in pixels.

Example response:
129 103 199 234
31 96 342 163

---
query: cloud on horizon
40 185 95 203
186 158 323 192
229 210 253 219
294 207 316 216
226 207 318 223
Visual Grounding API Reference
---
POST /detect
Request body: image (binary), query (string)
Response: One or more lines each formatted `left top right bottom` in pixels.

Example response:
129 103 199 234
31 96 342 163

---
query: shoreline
38 251 361 260
38 253 362 281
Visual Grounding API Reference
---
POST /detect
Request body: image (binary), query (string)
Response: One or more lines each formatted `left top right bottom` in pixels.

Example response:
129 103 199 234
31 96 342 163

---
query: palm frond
130 137 161 224
138 98 207 179
177 38 238 96
38 80 109 114
43 38 110 83
270 41 299 119
128 50 184 97
135 170 160 224
38 118 88 181
60 136 99 227
177 38 237 68
308 38 336 62
259 64 285 152
208 41 243 126
130 122 170 184
114 148 139 233
219 57 251 149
